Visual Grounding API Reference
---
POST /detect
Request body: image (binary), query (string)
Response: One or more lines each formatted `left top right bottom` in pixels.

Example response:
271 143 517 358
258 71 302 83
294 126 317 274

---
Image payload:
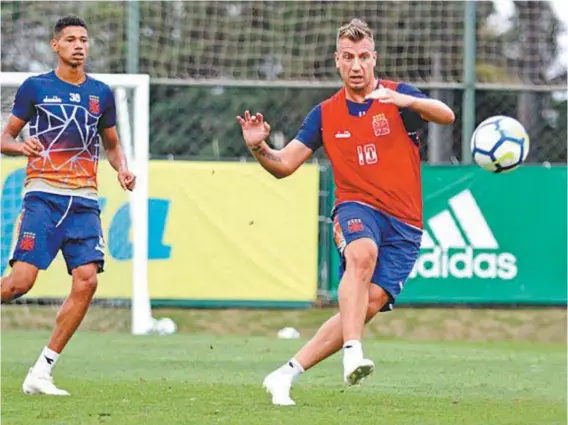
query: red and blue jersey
11 71 116 198
296 80 428 228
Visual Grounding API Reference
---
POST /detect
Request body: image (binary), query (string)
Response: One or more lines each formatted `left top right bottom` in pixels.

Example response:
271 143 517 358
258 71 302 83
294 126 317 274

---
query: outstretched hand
236 111 271 150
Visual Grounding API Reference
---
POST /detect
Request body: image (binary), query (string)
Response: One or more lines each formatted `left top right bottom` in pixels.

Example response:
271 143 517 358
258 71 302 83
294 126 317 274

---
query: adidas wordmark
410 190 517 280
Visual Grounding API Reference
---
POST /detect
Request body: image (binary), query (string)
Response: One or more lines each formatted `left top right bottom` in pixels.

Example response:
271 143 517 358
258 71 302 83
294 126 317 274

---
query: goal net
0 72 153 335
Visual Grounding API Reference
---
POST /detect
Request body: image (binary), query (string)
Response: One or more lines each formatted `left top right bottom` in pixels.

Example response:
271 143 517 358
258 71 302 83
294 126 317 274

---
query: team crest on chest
89 95 100 114
372 113 390 137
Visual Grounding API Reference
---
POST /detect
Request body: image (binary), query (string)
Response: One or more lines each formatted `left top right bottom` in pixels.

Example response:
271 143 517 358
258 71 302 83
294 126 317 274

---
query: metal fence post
127 0 140 74
461 0 476 163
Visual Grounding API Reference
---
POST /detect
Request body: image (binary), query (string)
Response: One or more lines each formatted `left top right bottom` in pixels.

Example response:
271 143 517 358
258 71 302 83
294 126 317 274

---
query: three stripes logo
409 189 517 280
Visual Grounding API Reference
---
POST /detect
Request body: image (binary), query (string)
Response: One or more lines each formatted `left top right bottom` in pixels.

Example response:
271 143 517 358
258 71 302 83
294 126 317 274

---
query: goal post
0 72 152 335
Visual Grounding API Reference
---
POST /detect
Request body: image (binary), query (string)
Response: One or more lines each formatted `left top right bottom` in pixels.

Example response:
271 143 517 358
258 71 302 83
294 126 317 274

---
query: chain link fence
1 1 566 163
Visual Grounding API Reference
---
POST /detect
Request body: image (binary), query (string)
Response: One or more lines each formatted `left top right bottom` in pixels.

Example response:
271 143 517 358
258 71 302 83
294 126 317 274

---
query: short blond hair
336 19 374 50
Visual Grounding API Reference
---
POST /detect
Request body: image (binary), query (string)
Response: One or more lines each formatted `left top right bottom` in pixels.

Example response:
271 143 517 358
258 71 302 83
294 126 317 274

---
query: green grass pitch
1 328 566 425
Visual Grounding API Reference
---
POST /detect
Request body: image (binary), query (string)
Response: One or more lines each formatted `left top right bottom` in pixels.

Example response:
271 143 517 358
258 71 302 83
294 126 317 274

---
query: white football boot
262 369 296 406
343 358 375 386
22 368 70 396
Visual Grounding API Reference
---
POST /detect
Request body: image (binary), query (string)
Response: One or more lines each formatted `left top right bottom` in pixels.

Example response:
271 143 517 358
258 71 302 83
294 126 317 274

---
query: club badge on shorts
20 232 36 251
347 218 364 233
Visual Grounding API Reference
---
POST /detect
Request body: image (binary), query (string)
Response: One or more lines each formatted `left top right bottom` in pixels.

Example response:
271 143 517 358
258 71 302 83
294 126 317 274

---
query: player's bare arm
100 126 136 191
366 84 455 125
237 111 312 179
0 114 44 157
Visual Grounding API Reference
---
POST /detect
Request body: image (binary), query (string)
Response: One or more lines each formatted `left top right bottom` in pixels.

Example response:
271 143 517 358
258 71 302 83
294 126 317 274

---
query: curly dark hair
54 15 88 38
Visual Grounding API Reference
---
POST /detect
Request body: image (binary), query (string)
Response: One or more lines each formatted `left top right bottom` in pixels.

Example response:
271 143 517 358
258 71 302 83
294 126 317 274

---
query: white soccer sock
343 339 364 364
281 358 305 381
33 347 60 376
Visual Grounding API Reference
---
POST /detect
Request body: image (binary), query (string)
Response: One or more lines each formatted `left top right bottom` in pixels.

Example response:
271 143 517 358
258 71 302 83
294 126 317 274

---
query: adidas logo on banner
410 189 517 280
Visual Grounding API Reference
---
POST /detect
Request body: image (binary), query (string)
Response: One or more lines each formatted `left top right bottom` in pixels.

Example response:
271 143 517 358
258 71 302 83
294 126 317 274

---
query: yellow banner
1 159 320 302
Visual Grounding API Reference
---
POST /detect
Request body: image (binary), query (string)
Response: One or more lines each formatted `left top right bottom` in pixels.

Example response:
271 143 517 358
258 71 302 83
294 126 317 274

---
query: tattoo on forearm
253 146 282 163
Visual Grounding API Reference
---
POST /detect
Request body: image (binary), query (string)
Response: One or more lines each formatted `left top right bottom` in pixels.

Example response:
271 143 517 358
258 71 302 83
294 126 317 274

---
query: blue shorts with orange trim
332 201 422 311
10 191 105 275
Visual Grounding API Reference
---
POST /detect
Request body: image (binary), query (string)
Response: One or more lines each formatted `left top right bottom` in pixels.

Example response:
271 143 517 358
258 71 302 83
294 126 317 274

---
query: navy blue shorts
10 191 105 275
332 202 422 311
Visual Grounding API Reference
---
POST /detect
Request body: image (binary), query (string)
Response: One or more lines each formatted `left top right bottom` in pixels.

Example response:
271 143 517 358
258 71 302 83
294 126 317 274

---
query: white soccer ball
471 115 530 173
154 317 177 335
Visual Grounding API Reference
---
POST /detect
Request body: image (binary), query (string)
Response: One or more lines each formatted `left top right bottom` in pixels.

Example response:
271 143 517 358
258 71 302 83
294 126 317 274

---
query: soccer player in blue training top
0 15 136 395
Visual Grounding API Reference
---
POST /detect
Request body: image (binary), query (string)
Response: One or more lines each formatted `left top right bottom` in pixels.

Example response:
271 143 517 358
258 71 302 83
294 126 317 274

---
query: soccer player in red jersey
237 19 454 406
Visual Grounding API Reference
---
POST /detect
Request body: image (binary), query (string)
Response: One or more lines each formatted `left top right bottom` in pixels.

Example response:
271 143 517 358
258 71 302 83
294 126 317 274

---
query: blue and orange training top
11 70 116 199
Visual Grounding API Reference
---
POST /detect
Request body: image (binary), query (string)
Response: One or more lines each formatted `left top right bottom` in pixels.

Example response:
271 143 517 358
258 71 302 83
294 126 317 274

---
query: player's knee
367 296 388 320
3 278 35 299
74 275 98 297
367 288 389 319
72 266 98 297
344 239 378 280
366 300 381 319
3 263 38 299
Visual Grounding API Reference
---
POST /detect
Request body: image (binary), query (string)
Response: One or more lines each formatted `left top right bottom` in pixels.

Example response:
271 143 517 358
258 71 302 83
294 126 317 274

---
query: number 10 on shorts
357 144 378 165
